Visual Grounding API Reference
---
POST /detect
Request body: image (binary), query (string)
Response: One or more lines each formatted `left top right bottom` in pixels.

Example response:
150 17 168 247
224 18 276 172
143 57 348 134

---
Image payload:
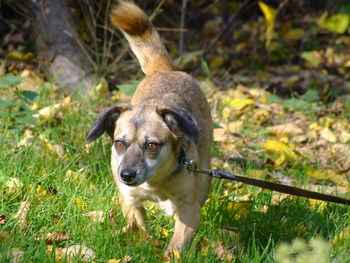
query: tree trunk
32 0 95 94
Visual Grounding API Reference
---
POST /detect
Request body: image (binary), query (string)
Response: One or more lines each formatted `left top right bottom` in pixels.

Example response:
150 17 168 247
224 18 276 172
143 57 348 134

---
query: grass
0 82 350 263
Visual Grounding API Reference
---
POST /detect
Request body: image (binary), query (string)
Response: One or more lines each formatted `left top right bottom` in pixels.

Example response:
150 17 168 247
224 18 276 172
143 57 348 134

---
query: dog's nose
120 168 137 183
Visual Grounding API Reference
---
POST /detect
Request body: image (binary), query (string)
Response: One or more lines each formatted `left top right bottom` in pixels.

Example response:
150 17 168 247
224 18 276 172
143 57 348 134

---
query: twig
157 27 188 32
203 0 255 56
63 16 98 71
179 0 188 56
149 0 165 21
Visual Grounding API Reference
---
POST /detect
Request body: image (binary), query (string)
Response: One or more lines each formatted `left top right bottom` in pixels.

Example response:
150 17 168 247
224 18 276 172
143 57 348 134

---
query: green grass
0 84 349 263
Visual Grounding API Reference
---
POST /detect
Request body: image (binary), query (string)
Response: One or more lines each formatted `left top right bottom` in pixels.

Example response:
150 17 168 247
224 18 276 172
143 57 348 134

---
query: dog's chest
123 183 176 216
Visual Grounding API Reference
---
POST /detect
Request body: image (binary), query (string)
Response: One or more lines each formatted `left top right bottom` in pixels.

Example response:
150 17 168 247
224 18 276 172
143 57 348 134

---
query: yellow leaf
222 97 254 110
306 166 328 180
258 1 277 48
34 96 72 120
160 227 169 237
284 28 305 41
309 199 327 213
7 51 33 61
74 197 87 211
107 260 121 263
263 139 298 165
5 178 24 192
320 127 337 142
88 78 109 98
333 226 350 247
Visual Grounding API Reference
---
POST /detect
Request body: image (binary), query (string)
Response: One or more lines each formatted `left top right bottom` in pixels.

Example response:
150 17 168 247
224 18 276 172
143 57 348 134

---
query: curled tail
110 1 174 75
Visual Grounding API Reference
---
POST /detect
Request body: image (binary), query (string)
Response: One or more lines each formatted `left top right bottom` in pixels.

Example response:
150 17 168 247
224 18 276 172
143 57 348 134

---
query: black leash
184 160 350 206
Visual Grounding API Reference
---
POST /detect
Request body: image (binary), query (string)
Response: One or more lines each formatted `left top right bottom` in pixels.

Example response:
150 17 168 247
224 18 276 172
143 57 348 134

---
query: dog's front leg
165 203 200 256
120 197 147 232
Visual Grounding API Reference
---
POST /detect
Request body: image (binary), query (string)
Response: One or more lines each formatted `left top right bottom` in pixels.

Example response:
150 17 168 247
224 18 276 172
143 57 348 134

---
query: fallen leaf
46 232 70 244
227 120 243 134
6 248 25 263
267 122 304 137
88 78 109 98
263 139 298 165
0 231 11 242
121 255 132 263
328 144 350 172
320 127 337 142
61 245 96 262
213 128 231 142
210 241 235 261
308 200 328 213
5 178 23 193
33 96 72 120
14 201 30 230
74 197 87 211
0 214 6 224
82 210 106 223
222 97 255 111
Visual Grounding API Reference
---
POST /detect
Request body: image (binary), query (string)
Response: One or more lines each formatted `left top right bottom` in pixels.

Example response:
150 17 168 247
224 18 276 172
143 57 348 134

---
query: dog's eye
145 142 160 152
114 140 126 149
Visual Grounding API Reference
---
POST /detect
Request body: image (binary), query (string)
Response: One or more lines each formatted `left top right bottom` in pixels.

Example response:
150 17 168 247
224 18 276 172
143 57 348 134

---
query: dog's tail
110 1 174 75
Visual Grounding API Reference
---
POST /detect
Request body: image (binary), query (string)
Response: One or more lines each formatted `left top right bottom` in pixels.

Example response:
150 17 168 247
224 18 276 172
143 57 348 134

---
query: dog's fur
87 1 212 254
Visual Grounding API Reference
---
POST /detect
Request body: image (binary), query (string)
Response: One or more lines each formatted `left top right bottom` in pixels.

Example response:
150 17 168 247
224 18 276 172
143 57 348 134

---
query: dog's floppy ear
156 107 199 143
86 104 130 143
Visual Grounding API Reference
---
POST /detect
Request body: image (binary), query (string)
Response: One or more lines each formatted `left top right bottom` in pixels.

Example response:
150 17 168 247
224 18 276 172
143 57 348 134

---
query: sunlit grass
0 84 349 263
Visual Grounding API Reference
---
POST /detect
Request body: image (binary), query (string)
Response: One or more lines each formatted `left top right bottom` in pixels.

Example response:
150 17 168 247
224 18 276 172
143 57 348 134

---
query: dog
86 1 213 255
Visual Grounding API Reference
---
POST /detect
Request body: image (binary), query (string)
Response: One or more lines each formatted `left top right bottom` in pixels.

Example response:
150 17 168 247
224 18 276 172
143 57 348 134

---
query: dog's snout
120 168 137 183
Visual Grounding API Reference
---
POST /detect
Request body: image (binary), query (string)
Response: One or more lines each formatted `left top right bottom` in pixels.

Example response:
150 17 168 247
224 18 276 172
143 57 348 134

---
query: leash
184 160 350 206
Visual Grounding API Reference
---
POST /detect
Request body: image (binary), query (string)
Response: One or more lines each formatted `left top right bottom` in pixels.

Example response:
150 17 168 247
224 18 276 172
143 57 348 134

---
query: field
0 72 349 263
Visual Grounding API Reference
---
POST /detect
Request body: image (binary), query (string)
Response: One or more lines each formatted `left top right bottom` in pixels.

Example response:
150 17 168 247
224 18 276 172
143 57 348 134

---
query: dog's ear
156 107 199 143
86 104 130 143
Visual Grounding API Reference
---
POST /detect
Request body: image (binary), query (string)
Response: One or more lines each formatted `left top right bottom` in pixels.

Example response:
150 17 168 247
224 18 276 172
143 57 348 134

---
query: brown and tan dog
86 1 212 255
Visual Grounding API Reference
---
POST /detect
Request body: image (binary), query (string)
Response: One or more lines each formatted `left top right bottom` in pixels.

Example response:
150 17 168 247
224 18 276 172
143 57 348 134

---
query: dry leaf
121 255 133 263
0 231 11 242
328 144 350 172
46 232 70 244
210 241 235 261
213 128 231 142
227 120 243 134
82 211 106 223
16 129 34 147
267 122 304 137
5 178 23 193
34 96 72 120
270 193 291 205
6 248 25 263
14 201 30 230
61 245 96 262
320 127 337 142
0 214 6 224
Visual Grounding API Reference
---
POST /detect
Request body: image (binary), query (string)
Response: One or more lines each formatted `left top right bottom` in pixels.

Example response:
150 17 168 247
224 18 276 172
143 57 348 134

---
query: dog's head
86 103 198 186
